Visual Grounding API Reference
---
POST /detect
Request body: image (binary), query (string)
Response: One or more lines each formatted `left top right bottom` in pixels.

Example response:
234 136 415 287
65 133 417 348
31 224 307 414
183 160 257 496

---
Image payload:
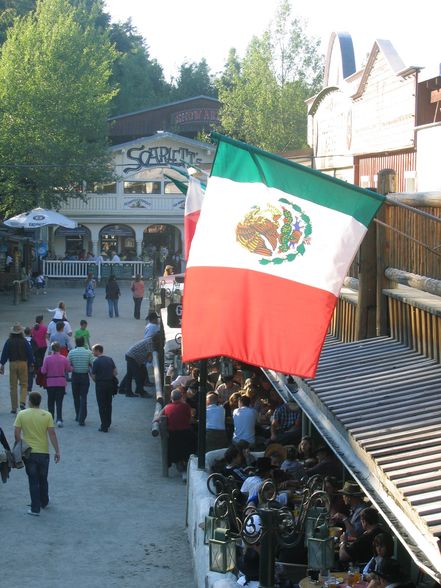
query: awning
264 336 441 581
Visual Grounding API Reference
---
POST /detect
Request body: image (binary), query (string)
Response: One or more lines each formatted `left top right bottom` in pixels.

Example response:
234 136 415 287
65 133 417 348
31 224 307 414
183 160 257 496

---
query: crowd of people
156 363 416 586
0 293 160 516
0 291 421 586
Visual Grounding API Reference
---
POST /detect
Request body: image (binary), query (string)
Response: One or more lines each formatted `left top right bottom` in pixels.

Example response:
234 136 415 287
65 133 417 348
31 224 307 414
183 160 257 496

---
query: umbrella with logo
4 207 77 229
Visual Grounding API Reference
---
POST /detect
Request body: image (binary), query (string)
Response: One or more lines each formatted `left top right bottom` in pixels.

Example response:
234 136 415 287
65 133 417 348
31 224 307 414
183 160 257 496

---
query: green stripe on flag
210 133 384 227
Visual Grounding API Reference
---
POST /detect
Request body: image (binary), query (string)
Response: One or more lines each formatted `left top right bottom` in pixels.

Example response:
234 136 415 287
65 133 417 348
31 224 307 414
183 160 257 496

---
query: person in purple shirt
41 341 72 428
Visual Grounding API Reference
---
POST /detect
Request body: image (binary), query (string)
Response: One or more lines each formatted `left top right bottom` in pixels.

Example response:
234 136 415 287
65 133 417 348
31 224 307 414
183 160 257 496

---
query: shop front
54 225 92 259
99 224 136 259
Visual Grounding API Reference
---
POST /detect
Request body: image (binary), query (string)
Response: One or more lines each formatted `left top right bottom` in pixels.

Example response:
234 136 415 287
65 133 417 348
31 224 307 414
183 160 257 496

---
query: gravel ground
0 280 195 588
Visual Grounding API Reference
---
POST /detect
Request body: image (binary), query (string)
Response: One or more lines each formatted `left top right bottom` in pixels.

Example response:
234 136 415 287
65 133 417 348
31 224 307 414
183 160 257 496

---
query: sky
104 0 440 82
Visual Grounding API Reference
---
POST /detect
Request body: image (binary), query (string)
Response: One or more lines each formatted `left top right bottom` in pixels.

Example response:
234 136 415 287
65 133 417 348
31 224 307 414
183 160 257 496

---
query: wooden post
355 221 377 339
376 169 397 336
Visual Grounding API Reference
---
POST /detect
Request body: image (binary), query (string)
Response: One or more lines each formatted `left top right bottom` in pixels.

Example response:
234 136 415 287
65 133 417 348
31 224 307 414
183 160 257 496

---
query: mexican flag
181 135 384 378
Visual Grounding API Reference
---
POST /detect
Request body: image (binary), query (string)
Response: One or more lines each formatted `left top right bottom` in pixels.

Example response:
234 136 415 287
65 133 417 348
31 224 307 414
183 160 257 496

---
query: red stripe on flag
182 266 337 378
184 210 201 260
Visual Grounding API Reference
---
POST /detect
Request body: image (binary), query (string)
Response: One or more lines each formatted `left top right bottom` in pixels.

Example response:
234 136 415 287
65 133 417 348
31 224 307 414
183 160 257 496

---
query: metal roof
264 336 441 581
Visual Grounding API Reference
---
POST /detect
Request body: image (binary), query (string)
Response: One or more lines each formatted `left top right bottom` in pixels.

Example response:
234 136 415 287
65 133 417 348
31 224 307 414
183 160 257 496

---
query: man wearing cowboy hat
332 481 367 538
0 323 34 413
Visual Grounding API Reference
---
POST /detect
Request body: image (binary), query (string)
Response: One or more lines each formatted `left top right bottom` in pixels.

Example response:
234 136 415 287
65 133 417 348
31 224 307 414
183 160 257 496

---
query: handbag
83 293 87 299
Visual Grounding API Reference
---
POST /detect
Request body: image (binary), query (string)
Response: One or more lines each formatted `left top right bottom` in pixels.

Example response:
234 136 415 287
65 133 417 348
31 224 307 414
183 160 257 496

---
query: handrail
42 259 153 280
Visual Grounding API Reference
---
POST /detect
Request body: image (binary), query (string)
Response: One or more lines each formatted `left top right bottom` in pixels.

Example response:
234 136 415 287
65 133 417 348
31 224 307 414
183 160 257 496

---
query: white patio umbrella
4 207 77 229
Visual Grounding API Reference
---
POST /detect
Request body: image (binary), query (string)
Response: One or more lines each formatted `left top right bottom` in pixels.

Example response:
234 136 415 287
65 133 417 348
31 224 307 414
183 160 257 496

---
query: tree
0 0 36 44
216 0 323 152
109 20 171 116
0 0 117 217
172 58 217 101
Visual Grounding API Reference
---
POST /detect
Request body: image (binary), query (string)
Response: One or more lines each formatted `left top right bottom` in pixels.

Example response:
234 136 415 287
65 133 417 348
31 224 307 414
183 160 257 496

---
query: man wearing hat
0 323 34 413
144 311 160 340
332 481 367 538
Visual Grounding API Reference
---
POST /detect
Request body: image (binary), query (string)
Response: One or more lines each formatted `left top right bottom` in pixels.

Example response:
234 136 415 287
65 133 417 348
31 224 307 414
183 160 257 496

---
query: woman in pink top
130 274 145 320
31 315 48 370
41 341 72 427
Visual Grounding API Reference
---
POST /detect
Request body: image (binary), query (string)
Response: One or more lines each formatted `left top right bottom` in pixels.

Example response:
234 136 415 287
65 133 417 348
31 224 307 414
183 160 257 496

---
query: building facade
55 95 220 269
307 33 424 192
56 132 215 269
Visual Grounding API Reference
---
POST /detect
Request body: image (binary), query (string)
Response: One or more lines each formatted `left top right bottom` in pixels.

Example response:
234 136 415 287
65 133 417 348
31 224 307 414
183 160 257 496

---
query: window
124 181 161 194
359 176 370 189
91 181 117 193
404 171 416 193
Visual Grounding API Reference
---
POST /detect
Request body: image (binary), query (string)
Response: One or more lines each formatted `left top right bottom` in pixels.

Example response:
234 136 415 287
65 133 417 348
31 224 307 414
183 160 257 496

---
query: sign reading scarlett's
123 145 203 173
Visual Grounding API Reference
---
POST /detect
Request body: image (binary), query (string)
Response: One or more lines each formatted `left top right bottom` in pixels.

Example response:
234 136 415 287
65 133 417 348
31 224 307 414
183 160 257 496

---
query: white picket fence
42 260 154 281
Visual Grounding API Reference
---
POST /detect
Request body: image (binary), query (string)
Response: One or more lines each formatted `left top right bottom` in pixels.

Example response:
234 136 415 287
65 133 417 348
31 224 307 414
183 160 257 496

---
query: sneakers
20 402 26 410
57 421 63 428
125 391 138 397
10 409 16 414
27 509 40 516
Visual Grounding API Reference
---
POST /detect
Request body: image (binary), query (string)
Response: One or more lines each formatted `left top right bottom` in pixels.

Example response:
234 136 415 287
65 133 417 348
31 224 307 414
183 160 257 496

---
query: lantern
307 537 335 573
204 514 228 545
209 528 236 573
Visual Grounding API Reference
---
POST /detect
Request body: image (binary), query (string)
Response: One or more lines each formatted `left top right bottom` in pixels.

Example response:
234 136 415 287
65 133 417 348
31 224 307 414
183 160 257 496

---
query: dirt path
0 281 194 587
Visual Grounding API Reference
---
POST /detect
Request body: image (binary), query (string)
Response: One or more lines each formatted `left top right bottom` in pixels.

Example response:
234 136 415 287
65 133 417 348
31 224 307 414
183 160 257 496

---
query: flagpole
197 358 208 469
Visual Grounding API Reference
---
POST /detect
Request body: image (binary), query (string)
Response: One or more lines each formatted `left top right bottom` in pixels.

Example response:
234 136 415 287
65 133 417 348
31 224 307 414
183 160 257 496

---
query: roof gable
352 39 407 100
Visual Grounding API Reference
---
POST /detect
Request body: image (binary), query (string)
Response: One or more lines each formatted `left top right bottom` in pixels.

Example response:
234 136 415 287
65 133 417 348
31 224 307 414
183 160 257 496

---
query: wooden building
307 33 428 192
108 95 220 144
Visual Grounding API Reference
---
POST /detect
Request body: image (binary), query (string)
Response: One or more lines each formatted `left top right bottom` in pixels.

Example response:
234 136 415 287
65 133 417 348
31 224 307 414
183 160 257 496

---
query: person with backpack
84 272 96 317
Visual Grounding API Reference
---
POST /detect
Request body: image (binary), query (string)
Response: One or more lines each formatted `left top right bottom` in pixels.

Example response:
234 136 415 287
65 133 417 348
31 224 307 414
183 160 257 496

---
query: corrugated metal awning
264 336 441 581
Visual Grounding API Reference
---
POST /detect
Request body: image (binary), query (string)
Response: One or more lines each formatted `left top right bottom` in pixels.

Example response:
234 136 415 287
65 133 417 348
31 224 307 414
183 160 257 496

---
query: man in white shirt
144 311 160 340
47 319 72 340
240 457 272 499
206 393 227 452
111 251 121 262
233 395 257 446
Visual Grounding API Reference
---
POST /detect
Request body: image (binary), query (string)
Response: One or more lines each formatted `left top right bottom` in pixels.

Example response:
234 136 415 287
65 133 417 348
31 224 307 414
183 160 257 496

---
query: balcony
60 193 186 217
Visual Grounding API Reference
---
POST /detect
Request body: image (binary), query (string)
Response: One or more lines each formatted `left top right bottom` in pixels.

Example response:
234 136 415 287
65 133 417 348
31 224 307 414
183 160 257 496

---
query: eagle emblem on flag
236 197 312 265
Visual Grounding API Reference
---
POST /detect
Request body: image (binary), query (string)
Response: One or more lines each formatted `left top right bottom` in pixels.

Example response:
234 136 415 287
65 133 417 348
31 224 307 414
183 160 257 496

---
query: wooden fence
337 192 441 358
